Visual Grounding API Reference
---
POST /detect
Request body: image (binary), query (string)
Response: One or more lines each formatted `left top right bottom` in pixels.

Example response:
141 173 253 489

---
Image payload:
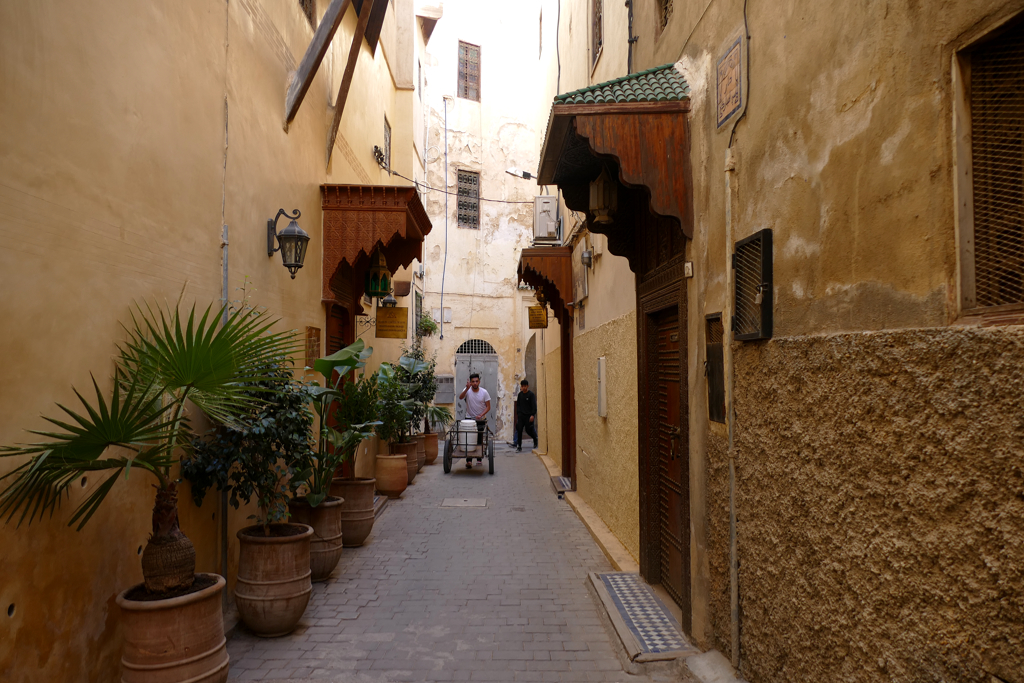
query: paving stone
226 446 654 682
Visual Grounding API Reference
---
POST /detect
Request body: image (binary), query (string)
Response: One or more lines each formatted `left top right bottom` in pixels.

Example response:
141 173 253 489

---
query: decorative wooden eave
518 246 573 321
320 184 432 302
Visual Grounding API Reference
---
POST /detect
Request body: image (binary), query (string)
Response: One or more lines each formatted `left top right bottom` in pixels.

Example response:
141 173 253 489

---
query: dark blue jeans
515 418 538 448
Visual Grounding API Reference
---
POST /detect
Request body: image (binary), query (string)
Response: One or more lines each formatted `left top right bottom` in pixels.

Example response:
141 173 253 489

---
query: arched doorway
454 339 500 436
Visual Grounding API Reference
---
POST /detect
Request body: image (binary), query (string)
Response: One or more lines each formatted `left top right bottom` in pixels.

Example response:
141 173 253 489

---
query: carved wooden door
653 306 687 609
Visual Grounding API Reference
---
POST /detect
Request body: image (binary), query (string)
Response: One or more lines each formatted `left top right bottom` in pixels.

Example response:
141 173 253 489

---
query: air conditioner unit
533 196 558 242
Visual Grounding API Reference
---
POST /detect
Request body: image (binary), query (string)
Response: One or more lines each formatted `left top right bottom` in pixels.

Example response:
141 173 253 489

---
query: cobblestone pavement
226 444 660 682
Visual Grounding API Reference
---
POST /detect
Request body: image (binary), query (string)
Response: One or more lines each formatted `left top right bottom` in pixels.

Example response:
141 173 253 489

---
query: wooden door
652 307 688 611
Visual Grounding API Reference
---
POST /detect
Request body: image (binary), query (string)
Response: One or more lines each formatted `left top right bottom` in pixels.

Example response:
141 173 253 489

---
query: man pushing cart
443 373 495 474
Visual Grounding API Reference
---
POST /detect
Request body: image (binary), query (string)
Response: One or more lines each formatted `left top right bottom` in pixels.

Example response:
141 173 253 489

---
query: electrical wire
387 168 534 204
727 0 751 149
440 97 449 340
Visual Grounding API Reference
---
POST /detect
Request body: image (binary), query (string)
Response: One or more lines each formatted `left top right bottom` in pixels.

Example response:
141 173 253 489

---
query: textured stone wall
573 311 641 562
733 326 1024 683
705 428 732 656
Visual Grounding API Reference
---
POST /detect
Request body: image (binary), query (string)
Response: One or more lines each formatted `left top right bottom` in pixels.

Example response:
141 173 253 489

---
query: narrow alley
227 447 683 683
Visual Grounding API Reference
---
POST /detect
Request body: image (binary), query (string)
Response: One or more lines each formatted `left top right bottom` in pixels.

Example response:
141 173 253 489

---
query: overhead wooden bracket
285 0 352 129
326 0 383 168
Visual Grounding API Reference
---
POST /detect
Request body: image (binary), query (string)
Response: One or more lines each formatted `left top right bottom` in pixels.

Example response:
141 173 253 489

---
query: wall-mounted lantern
379 293 398 308
581 249 594 268
267 209 310 279
364 249 392 298
589 166 618 225
535 288 547 306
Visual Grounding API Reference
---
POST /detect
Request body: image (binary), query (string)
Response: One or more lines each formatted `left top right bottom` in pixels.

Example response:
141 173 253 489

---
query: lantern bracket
268 208 302 256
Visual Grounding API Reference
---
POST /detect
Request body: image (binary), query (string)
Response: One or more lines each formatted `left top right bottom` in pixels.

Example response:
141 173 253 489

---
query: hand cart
443 419 495 474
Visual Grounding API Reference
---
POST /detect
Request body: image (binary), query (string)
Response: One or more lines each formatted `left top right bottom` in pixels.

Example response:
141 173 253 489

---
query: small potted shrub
0 299 294 681
289 340 376 576
374 364 416 495
417 313 439 338
399 350 432 472
425 405 454 464
329 371 383 547
186 359 315 637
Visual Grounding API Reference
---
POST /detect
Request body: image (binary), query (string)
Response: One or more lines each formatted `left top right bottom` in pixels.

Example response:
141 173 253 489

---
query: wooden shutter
458 41 480 102
705 315 725 423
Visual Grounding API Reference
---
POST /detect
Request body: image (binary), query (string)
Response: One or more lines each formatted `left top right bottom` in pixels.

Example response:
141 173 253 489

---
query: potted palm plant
289 340 377 578
0 299 294 682
398 352 432 472
425 405 454 465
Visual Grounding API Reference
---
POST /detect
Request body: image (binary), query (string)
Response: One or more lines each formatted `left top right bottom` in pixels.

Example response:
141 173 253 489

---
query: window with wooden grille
299 0 316 29
592 0 603 67
705 315 725 423
458 41 481 102
658 0 673 30
305 326 321 368
457 170 480 228
961 21 1024 310
383 115 391 171
732 229 773 341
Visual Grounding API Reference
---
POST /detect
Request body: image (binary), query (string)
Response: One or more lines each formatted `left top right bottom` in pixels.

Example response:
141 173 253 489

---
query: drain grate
440 498 487 508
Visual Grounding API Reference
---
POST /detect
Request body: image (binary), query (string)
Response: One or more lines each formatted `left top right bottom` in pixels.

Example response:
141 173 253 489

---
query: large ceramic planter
423 433 439 465
288 497 344 582
116 573 229 683
235 524 313 637
411 434 426 472
374 454 408 499
330 477 376 547
353 434 379 479
390 441 418 484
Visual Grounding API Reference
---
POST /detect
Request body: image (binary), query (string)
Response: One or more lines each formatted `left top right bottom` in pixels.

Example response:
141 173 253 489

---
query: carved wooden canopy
537 99 692 273
518 246 573 320
320 184 432 304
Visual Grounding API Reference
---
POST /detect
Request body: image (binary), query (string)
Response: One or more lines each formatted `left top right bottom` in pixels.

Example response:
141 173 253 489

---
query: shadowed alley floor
226 444 669 682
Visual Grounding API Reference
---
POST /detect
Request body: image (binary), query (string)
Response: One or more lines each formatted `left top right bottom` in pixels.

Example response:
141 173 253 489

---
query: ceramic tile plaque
717 37 743 128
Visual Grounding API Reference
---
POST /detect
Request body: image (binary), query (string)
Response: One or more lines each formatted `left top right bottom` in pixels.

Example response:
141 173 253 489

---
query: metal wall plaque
717 37 742 128
375 307 409 339
528 306 549 329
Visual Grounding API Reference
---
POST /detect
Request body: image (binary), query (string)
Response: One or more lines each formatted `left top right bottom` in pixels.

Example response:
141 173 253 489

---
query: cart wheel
488 441 495 474
443 439 453 473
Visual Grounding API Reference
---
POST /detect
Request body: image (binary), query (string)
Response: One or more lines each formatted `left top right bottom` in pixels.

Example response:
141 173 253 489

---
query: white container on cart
457 419 478 453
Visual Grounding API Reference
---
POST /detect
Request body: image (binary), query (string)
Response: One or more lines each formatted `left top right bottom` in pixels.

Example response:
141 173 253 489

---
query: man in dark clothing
514 379 538 452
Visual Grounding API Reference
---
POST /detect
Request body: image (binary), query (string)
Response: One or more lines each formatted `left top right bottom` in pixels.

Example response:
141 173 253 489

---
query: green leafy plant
399 342 439 434
374 363 417 445
183 360 313 534
417 313 439 337
291 340 379 507
0 299 295 592
426 405 454 433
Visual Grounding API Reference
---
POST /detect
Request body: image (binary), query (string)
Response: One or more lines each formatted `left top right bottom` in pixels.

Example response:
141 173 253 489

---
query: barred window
457 170 480 229
458 41 481 102
964 21 1024 310
592 0 603 67
383 115 391 171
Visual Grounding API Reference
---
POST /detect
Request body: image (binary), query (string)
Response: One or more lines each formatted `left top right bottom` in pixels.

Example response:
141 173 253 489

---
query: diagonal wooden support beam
326 0 381 168
285 0 352 128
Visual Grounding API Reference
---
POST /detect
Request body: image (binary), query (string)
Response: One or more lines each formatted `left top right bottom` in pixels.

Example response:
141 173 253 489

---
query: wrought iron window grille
732 229 773 341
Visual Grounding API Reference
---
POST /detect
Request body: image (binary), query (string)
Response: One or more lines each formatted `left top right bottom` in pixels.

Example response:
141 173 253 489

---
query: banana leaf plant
291 340 379 507
0 301 295 594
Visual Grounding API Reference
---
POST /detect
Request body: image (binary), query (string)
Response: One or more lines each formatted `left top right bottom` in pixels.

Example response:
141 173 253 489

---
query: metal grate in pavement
597 572 689 655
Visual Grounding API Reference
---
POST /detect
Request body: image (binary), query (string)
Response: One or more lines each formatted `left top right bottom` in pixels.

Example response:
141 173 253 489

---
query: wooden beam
326 0 378 167
285 0 352 128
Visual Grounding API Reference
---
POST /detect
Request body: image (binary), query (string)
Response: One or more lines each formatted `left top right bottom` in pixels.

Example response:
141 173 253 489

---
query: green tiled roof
554 64 689 105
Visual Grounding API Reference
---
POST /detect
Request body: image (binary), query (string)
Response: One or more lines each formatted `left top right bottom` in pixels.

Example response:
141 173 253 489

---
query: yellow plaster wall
572 311 640 562
0 0 413 680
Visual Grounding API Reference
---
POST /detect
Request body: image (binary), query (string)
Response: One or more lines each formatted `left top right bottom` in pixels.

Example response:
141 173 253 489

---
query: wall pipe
439 95 451 340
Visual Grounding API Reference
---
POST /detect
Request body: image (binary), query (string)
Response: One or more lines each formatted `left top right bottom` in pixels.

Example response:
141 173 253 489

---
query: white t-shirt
464 387 491 419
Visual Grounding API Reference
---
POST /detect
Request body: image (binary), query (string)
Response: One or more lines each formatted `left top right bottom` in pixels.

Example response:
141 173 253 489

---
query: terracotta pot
235 524 313 637
390 441 418 484
353 434 379 479
423 433 439 465
411 434 426 471
330 477 376 547
116 573 229 683
374 454 408 499
288 497 345 582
